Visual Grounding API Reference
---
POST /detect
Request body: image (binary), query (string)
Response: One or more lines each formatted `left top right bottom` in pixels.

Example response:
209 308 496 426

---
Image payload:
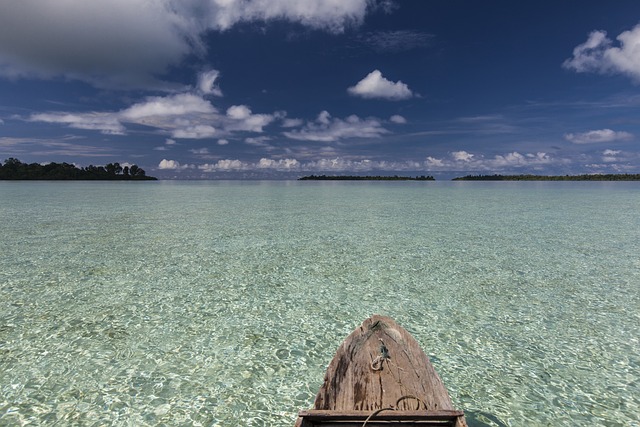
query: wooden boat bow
295 315 468 426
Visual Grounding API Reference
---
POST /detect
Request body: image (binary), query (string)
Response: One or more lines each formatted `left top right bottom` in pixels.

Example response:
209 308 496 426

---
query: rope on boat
370 339 390 371
370 355 384 371
361 395 427 426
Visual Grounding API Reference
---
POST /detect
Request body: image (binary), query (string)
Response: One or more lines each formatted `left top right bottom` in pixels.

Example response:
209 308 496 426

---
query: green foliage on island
298 174 435 181
452 173 640 181
0 158 157 180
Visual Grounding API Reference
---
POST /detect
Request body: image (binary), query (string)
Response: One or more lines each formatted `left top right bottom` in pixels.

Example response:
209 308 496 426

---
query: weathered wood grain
295 315 468 427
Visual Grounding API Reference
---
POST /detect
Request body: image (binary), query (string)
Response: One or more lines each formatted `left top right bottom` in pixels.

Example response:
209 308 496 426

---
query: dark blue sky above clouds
2 0 640 178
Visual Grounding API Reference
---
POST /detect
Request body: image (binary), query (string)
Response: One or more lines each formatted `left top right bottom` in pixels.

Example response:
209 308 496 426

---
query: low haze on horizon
2 1 640 179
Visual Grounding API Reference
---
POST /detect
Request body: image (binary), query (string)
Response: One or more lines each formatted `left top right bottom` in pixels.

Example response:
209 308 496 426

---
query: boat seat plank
296 410 466 427
298 409 465 419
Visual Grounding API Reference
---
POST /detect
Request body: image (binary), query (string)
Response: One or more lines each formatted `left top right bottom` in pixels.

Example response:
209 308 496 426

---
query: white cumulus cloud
563 25 640 82
226 105 277 132
227 105 252 120
121 93 216 120
191 156 432 174
390 114 407 124
451 151 475 162
256 158 301 170
159 159 186 170
164 150 568 176
425 156 444 167
283 110 389 141
199 159 251 172
347 70 414 100
424 151 554 171
564 129 633 144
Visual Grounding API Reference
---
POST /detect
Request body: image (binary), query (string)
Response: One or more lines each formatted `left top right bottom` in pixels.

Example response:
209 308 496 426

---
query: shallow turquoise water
0 181 639 426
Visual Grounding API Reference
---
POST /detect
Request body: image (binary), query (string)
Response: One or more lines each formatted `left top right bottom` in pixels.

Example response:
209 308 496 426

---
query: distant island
299 174 435 181
452 174 640 181
0 158 157 180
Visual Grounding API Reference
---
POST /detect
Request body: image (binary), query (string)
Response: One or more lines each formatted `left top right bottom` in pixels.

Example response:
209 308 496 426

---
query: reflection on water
1 181 639 426
466 410 509 427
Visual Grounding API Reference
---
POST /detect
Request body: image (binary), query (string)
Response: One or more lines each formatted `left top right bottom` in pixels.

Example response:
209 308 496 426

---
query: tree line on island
299 173 640 181
299 174 435 181
452 173 640 181
2 158 638 181
0 158 157 180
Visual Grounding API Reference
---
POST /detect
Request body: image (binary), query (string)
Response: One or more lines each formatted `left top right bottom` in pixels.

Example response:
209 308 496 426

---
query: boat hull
295 315 467 426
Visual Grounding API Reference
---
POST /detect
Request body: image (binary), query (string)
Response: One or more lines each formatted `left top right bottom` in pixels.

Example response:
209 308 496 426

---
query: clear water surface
1 181 638 426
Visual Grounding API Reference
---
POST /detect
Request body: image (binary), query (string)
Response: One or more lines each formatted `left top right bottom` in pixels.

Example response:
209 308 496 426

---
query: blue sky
2 1 640 179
